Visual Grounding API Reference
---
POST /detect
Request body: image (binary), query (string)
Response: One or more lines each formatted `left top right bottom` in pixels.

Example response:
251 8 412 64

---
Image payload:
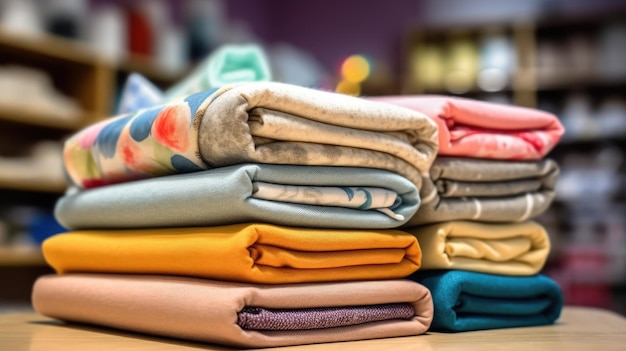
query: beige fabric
32 274 433 348
407 221 550 275
195 82 439 188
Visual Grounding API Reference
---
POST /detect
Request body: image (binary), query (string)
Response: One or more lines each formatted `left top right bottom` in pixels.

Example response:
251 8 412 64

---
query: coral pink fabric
370 96 564 160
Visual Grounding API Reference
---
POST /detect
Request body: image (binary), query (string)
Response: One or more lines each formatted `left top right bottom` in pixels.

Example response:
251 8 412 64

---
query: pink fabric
32 274 433 348
370 96 564 160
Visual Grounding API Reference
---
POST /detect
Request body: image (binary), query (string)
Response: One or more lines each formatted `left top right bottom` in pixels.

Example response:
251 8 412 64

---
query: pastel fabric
116 73 164 115
42 223 422 284
410 270 562 332
370 95 564 160
63 82 439 189
55 164 420 230
32 274 433 348
405 158 558 226
406 221 550 275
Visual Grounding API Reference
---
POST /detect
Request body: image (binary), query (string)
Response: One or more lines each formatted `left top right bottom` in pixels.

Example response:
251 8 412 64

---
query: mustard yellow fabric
406 221 549 276
42 223 422 284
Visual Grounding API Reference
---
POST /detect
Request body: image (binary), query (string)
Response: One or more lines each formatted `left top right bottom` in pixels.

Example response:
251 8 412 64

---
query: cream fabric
407 221 550 275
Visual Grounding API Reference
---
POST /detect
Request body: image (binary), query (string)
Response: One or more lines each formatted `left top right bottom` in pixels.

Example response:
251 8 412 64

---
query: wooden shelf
0 176 67 194
0 30 103 66
0 246 45 266
0 102 87 131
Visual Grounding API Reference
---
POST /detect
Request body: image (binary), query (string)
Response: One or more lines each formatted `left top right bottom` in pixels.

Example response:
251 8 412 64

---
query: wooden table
1 307 625 350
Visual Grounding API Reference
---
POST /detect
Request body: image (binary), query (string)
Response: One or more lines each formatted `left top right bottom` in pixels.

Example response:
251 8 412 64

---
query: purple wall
226 0 422 75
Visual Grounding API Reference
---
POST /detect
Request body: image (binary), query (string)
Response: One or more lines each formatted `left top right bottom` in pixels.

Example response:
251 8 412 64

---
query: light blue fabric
55 164 420 230
410 270 563 332
116 73 164 115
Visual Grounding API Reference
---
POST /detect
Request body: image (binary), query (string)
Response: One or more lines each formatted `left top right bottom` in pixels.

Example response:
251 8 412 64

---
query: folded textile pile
372 95 565 331
64 81 438 189
34 81 438 348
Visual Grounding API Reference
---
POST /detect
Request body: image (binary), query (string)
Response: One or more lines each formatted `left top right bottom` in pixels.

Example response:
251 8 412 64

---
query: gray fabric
194 82 439 189
55 163 420 230
238 304 415 331
405 158 558 226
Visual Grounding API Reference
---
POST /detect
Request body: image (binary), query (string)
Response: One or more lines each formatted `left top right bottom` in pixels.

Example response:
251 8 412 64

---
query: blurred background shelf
0 246 45 267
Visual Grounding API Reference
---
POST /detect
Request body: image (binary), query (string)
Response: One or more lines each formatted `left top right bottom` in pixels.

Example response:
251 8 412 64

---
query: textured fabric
64 82 438 189
42 223 422 284
371 95 563 160
410 270 562 332
55 164 419 230
406 221 550 275
406 158 558 226
237 303 415 331
32 274 433 348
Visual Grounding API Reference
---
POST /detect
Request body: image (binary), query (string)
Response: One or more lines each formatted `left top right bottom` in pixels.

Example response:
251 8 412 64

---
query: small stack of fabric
32 78 442 348
372 95 566 332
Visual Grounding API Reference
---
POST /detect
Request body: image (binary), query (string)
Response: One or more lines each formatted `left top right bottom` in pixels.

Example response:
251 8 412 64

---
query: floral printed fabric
64 88 219 188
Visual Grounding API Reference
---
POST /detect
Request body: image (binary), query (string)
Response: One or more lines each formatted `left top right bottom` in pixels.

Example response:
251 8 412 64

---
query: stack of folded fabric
32 81 441 348
371 95 566 332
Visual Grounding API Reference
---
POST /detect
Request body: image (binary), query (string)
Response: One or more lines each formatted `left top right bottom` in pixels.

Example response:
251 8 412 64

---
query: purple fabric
237 303 415 331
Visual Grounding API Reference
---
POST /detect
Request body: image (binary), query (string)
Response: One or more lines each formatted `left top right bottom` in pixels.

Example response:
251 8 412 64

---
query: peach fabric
32 274 434 348
42 223 422 284
370 96 564 160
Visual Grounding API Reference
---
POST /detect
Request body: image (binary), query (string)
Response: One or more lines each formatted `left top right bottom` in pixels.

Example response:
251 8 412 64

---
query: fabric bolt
406 221 550 275
116 73 164 115
410 270 562 332
32 274 433 348
237 303 415 331
405 157 558 225
165 44 272 99
370 95 563 160
63 81 438 189
42 223 422 284
55 164 419 230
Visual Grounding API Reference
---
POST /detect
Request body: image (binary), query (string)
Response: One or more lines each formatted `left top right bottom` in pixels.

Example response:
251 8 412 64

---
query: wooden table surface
1 306 625 351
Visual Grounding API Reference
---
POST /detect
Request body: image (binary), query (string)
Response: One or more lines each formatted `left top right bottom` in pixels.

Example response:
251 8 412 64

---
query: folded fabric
410 270 562 332
406 221 550 275
64 82 438 189
42 223 422 284
32 274 433 348
165 44 272 99
370 95 564 160
405 157 558 226
116 73 164 115
55 164 420 230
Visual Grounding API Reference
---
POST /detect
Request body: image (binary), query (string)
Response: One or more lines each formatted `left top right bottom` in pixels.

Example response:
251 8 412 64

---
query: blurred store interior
0 0 625 314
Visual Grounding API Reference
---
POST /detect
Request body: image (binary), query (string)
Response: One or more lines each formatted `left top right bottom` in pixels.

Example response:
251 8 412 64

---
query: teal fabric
410 270 563 332
55 164 420 230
